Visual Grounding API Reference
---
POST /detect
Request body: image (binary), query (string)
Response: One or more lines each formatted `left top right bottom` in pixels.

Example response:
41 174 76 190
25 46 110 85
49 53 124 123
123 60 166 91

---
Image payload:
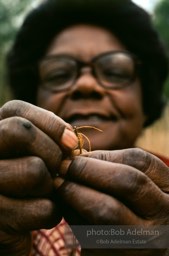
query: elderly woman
1 0 169 255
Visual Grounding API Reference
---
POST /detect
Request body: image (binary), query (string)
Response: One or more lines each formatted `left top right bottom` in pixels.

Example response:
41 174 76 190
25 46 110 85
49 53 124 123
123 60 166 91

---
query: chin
83 136 116 151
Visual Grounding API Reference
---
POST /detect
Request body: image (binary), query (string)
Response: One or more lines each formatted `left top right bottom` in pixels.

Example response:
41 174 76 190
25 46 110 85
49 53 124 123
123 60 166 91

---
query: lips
64 113 117 126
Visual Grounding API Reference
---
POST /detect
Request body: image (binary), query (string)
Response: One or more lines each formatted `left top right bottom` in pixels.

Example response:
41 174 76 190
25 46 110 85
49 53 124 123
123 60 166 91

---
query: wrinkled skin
0 100 78 256
1 25 169 256
55 149 169 256
1 102 169 256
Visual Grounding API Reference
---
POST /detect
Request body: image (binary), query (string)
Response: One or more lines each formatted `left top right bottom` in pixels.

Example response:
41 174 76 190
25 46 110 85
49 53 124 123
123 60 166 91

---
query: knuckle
132 148 147 160
127 147 146 159
0 117 35 146
37 199 61 227
127 170 149 197
39 199 54 217
0 116 32 133
0 100 25 118
124 148 149 171
27 157 53 196
28 157 49 181
94 196 122 224
15 117 33 131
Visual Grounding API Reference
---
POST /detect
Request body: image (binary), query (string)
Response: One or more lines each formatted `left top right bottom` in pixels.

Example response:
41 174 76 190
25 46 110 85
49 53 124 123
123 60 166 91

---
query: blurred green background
0 0 42 104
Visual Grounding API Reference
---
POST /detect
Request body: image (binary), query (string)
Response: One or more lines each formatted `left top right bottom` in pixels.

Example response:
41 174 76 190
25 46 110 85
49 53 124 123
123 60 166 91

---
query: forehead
46 24 126 60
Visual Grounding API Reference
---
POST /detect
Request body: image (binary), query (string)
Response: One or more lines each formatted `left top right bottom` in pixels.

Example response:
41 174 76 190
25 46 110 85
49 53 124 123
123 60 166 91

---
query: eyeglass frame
39 50 141 92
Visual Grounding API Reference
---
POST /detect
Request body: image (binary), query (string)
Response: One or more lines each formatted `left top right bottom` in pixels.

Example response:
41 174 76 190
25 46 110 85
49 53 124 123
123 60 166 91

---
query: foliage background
0 0 43 104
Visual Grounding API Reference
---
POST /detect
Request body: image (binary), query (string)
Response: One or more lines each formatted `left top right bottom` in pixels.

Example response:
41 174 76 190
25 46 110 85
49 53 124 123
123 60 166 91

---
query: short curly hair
6 0 169 126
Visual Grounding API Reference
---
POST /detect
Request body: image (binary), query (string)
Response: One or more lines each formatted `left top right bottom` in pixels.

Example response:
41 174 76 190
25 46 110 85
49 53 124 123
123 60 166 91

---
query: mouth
65 113 117 126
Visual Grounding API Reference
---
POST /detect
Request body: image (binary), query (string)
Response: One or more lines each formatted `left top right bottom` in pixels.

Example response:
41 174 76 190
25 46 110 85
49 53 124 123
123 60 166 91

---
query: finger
0 157 54 197
0 195 62 232
84 148 169 192
0 100 78 150
59 157 169 217
0 117 62 175
54 177 145 225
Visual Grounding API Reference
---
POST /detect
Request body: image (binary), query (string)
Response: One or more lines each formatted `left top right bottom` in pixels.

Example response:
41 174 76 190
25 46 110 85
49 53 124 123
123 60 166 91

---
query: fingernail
59 160 72 176
61 128 78 149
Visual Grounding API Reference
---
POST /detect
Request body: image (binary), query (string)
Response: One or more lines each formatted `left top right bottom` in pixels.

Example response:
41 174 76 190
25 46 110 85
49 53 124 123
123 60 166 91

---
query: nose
69 68 105 99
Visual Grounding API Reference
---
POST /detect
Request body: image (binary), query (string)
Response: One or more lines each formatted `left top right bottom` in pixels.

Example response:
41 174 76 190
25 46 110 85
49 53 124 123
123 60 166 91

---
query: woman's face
37 25 146 150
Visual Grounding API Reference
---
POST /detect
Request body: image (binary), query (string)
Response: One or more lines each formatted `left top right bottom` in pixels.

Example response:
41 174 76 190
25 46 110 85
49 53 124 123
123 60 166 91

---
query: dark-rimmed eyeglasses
39 51 140 92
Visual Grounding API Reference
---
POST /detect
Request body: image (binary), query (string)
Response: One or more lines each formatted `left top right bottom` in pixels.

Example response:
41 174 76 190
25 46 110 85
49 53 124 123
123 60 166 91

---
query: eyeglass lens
39 52 137 91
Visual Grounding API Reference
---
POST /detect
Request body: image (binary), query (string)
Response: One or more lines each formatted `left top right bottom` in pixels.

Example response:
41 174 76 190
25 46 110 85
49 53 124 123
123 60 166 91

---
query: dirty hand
0 100 78 256
55 148 169 256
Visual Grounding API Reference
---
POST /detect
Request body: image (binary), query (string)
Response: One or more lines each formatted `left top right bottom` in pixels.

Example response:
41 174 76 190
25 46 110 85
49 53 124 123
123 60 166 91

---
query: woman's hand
54 148 169 255
0 100 78 256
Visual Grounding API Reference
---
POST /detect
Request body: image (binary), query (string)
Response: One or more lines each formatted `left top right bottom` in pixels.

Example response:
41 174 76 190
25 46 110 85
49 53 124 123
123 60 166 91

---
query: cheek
108 88 145 148
109 84 146 139
110 84 145 120
36 89 66 114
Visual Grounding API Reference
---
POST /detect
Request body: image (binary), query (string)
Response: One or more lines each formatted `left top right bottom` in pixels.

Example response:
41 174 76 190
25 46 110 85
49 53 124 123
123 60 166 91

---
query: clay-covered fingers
0 156 54 197
54 177 144 225
0 116 63 175
0 100 78 150
85 148 169 193
59 157 169 218
0 194 62 232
